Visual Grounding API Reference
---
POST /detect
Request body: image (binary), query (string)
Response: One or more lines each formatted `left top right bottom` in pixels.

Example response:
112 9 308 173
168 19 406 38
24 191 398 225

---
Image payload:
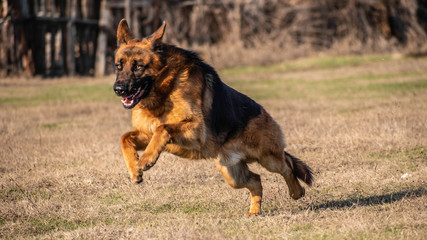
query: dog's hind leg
215 159 262 216
258 152 306 200
121 130 150 184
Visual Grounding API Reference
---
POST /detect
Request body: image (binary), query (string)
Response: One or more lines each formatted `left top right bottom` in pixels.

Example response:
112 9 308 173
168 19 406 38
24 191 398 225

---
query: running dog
113 19 313 216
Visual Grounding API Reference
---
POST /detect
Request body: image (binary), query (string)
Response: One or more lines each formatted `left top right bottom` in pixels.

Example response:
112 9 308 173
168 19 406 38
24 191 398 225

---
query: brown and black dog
113 19 313 216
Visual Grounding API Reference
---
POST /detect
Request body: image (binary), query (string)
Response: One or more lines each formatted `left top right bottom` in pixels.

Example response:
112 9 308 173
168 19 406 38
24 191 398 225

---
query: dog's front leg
138 125 172 171
121 130 150 184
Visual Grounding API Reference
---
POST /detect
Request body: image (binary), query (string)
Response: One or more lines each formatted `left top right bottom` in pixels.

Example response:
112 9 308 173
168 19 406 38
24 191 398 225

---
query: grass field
0 54 426 239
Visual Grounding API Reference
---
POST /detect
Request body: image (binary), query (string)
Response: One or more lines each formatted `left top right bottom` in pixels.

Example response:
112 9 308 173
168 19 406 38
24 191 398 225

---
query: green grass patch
290 223 313 232
0 218 7 227
347 223 425 240
102 191 128 205
0 187 53 204
369 145 426 163
221 54 393 75
287 222 425 240
226 71 427 101
136 201 222 215
323 78 427 100
221 54 427 102
28 216 92 235
286 54 392 70
366 78 427 93
154 203 173 213
41 120 73 129
0 187 27 201
180 202 211 214
0 83 115 106
369 146 426 173
324 71 424 84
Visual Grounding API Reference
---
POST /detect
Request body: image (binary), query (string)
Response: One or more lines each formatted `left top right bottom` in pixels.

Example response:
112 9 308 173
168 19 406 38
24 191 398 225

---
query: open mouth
120 80 152 109
114 76 153 109
120 86 145 109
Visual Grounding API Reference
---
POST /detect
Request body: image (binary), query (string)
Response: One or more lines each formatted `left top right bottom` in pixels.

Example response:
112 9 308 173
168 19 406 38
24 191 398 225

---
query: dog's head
113 19 166 109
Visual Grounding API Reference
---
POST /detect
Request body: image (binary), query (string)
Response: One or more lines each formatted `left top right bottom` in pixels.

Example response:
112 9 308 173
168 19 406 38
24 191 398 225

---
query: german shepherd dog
114 19 313 216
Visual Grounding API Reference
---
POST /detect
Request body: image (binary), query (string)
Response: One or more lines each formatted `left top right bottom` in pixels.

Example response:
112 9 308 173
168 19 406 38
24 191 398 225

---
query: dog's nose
114 83 127 96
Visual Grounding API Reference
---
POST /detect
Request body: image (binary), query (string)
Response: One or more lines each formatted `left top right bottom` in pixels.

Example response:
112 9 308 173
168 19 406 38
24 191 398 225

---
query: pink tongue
123 96 132 104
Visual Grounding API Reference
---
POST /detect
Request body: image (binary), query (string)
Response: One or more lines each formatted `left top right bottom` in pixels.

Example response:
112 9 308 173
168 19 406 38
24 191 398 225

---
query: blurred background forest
1 0 427 77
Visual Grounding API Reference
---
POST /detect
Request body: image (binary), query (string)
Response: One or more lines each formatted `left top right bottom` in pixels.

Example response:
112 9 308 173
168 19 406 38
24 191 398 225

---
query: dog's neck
134 44 201 115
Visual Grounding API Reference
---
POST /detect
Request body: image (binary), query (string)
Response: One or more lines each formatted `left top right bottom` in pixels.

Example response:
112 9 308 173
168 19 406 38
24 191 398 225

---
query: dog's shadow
307 187 426 211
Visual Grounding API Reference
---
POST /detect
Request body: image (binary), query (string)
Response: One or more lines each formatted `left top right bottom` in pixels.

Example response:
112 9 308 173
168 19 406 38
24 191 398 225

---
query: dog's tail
284 151 313 186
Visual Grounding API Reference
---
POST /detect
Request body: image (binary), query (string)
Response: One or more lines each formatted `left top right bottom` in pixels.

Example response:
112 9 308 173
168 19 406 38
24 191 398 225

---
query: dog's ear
117 19 134 46
146 21 166 49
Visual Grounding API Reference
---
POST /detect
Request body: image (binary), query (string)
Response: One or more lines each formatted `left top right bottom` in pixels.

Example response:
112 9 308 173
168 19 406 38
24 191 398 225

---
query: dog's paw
140 155 157 171
142 161 155 171
139 152 158 171
130 170 143 184
290 186 305 200
244 212 260 217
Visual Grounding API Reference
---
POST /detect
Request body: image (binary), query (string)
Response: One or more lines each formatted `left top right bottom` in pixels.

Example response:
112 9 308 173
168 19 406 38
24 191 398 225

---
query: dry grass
0 54 426 239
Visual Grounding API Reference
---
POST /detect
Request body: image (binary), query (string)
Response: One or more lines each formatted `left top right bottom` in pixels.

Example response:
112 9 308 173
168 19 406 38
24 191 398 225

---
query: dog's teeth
121 98 134 106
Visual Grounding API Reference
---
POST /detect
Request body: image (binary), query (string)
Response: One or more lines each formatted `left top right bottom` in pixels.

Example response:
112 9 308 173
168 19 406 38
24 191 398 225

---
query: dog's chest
131 104 189 134
132 108 160 134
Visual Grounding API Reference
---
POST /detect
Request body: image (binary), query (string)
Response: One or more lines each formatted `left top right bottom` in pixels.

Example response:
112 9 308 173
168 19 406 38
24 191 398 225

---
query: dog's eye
116 64 122 71
136 65 144 71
